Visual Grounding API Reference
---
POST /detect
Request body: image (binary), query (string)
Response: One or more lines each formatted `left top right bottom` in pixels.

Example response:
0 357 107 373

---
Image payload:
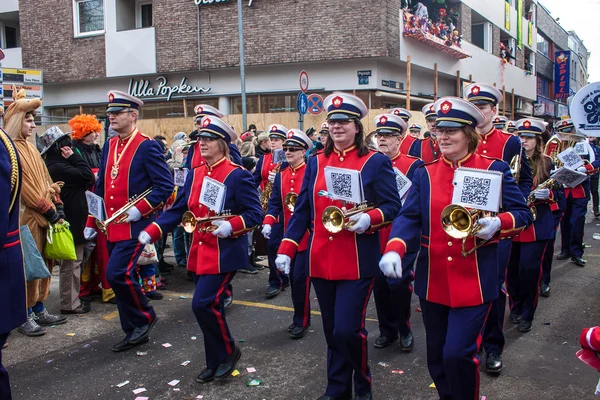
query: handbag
137 243 158 265
43 221 77 261
20 225 51 281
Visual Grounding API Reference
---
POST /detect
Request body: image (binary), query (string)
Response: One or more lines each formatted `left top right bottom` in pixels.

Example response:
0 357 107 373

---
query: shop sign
128 76 211 101
382 80 404 91
1 68 43 84
554 50 571 100
534 95 555 117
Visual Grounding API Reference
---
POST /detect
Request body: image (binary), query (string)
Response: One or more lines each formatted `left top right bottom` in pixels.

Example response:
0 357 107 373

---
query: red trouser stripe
213 272 233 355
124 242 153 324
359 279 375 384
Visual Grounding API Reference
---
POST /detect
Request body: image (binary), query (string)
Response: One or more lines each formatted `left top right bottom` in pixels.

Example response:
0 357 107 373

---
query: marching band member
84 91 174 352
185 104 242 169
263 129 313 339
380 97 532 400
507 118 562 332
554 118 599 266
255 124 290 298
139 116 262 383
465 82 533 374
408 103 441 163
390 108 415 155
276 93 401 400
493 115 509 131
507 120 517 135
372 113 423 352
408 123 421 138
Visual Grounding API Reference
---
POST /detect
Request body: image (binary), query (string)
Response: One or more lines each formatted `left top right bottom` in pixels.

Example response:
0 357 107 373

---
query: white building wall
0 0 18 14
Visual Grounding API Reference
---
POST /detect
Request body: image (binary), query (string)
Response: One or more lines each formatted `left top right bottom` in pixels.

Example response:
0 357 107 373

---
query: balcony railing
402 11 471 59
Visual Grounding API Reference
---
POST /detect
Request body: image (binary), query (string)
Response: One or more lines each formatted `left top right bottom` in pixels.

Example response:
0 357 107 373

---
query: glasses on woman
435 128 461 137
326 119 354 127
283 146 303 153
199 136 218 142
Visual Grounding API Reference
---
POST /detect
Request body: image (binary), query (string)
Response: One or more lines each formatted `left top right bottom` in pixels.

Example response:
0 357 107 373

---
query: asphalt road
5 211 600 400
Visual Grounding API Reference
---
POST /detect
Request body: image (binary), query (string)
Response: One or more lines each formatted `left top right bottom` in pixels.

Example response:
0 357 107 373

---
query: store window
537 76 551 98
185 98 219 117
232 95 259 114
260 94 297 113
138 100 186 119
73 0 105 37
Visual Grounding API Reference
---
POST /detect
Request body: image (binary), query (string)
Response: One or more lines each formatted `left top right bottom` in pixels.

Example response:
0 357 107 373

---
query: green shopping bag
43 221 77 261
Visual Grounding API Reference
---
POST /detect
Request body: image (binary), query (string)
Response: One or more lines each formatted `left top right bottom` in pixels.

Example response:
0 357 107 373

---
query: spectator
167 139 189 269
248 124 258 136
70 114 102 176
173 131 187 142
255 132 270 157
3 89 68 336
41 127 95 314
155 135 170 160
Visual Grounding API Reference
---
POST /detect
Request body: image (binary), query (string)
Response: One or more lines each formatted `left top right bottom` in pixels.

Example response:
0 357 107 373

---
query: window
73 0 105 37
471 22 492 52
536 33 550 58
4 25 18 48
136 0 153 29
537 76 551 98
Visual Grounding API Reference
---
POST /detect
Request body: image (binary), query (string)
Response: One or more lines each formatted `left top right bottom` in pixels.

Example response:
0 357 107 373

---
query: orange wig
69 114 103 140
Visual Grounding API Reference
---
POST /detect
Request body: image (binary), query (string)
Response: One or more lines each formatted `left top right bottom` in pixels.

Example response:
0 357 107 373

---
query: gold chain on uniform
0 128 19 211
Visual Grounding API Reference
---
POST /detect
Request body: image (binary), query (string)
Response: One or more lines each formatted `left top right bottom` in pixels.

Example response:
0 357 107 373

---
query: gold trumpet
544 135 578 168
96 188 152 234
527 178 557 221
509 151 521 183
182 210 236 233
440 204 495 257
284 192 297 212
261 164 281 212
322 203 374 234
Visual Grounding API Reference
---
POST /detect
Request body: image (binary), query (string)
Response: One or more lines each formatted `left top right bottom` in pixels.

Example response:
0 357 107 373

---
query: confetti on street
162 343 172 348
133 388 146 394
116 380 129 388
247 367 256 373
231 370 240 377
181 360 191 366
168 380 180 386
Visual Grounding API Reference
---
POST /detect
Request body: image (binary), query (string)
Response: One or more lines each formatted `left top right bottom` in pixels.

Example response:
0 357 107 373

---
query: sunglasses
283 146 303 153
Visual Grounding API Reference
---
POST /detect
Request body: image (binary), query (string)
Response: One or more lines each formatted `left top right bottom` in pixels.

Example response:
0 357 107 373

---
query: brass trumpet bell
440 204 491 257
284 192 297 212
182 210 235 233
322 203 373 234
95 188 152 234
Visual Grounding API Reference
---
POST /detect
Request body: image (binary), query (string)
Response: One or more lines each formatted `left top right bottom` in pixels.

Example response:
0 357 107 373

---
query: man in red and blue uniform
493 115 509 131
372 113 423 352
465 82 533 374
409 103 441 163
255 124 290 298
85 90 174 352
263 129 313 339
0 121 27 400
554 118 599 266
389 108 414 155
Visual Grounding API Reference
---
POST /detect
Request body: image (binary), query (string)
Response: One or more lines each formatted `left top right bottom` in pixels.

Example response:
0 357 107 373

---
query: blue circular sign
297 93 309 115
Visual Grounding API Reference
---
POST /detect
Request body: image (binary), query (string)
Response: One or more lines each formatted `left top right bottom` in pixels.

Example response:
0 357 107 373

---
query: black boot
251 251 265 270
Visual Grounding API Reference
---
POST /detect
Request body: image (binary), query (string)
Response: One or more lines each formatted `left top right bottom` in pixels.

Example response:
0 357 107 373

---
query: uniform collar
289 161 305 172
481 127 495 139
333 144 356 156
206 156 227 171
390 150 402 162
117 128 138 143
441 152 475 168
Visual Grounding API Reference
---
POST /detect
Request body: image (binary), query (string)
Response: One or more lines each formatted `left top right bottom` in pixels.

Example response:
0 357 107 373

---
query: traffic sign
299 70 309 93
307 93 324 115
297 92 308 115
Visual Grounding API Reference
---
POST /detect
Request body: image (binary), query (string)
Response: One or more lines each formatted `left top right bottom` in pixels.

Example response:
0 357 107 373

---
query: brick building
2 0 540 126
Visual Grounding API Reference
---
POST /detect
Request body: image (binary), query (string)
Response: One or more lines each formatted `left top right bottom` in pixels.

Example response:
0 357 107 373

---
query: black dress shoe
572 256 586 266
129 316 158 345
214 346 242 379
61 306 89 315
540 283 551 297
196 367 216 383
146 292 163 300
290 325 310 339
374 335 398 348
224 295 233 309
556 252 570 260
265 285 281 298
288 323 295 333
485 353 503 374
509 312 522 324
518 320 533 332
112 336 148 352
400 331 414 352
355 392 372 400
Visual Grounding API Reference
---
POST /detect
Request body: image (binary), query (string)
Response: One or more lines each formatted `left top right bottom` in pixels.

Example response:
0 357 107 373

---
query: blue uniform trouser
420 298 491 400
192 272 237 369
507 241 547 322
107 239 156 335
312 278 374 398
267 225 288 289
291 250 311 328
483 239 511 355
560 196 587 258
0 333 11 400
542 217 561 286
373 252 415 338
172 226 187 266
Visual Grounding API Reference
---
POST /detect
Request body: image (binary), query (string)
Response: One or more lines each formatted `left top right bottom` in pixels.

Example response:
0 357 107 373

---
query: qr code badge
330 172 353 199
459 176 491 208
199 177 227 212
558 147 584 170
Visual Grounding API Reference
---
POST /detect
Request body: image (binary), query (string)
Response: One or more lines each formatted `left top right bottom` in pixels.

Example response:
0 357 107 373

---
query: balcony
402 12 471 59
105 27 156 77
0 0 18 14
0 47 22 68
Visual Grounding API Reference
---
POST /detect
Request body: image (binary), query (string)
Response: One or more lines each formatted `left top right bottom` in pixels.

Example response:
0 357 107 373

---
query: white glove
347 212 371 234
534 188 550 200
475 216 501 241
124 206 142 223
577 166 588 173
83 227 97 240
211 220 233 238
268 171 276 183
379 251 402 279
262 224 272 239
275 254 291 275
138 231 152 245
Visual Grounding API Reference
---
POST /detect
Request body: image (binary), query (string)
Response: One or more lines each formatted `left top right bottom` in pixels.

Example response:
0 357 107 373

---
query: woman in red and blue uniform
507 118 563 333
262 129 313 339
139 116 262 384
372 113 423 352
276 93 401 400
380 97 532 400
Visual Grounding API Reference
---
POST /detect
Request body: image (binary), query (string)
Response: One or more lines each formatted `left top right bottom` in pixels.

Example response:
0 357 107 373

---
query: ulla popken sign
128 76 210 101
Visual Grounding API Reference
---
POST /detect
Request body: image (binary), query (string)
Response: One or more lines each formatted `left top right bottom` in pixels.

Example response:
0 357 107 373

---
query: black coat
72 140 102 170
45 151 95 245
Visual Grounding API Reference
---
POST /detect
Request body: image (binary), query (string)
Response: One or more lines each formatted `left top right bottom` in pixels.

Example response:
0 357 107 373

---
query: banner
528 21 533 47
517 0 523 49
505 1 510 31
554 50 571 99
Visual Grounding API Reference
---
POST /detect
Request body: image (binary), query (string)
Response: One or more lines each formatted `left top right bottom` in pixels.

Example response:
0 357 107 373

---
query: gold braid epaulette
0 129 19 212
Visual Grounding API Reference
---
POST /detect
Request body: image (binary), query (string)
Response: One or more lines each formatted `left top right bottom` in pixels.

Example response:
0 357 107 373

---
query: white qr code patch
460 176 491 207
331 172 353 199
199 177 227 212
202 181 220 208
452 167 502 212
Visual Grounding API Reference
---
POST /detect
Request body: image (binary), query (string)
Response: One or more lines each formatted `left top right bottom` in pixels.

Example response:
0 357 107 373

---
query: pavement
5 210 600 400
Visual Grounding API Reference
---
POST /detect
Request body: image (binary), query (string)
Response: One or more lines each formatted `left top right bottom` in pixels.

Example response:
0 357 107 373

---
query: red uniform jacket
399 135 417 156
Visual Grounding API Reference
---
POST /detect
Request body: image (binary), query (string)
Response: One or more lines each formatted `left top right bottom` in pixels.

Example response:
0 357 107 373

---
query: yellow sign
1 68 43 84
528 21 533 47
505 1 510 31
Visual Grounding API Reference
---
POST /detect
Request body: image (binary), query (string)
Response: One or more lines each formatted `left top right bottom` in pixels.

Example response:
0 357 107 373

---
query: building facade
3 0 540 132
567 31 589 94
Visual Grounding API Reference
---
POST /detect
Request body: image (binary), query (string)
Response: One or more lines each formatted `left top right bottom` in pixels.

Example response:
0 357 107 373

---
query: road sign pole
238 0 247 131
298 112 304 131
